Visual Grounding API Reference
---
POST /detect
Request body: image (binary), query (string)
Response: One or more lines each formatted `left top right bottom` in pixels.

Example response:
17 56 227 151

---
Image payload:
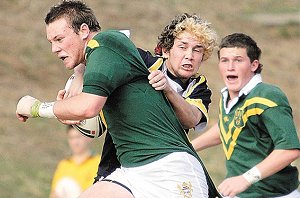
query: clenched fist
16 95 40 122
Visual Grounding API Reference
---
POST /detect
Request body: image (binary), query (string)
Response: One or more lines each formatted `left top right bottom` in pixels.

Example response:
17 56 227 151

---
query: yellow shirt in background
51 155 100 193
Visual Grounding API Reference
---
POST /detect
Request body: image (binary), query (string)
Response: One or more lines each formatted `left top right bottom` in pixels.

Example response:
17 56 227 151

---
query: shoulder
137 48 164 70
250 83 290 107
254 83 288 99
187 75 210 91
87 30 133 50
55 158 73 169
193 75 209 84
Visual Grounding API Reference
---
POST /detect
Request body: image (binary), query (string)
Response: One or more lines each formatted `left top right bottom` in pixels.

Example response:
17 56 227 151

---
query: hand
218 175 251 198
16 95 40 122
63 74 83 99
56 78 82 125
56 89 66 100
56 90 80 125
148 70 171 91
63 65 84 99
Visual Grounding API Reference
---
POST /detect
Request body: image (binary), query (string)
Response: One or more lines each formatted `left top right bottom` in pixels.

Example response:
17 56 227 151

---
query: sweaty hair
218 33 263 73
156 13 218 61
45 0 101 34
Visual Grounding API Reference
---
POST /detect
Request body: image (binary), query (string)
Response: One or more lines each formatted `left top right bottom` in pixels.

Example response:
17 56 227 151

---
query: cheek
65 37 81 50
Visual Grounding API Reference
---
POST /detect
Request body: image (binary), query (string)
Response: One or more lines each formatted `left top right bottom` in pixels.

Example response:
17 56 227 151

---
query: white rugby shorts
105 152 209 198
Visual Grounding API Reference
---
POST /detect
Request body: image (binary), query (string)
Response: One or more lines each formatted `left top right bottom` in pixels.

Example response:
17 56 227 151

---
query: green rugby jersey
219 82 300 197
82 30 197 167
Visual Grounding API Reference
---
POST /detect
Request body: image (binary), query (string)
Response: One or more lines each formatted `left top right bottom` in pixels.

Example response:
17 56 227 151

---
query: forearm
255 149 300 179
191 123 221 151
53 93 104 120
16 93 105 122
164 88 201 129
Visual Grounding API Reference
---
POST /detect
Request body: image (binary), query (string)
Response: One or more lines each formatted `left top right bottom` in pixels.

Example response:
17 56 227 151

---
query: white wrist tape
243 166 262 184
38 102 56 118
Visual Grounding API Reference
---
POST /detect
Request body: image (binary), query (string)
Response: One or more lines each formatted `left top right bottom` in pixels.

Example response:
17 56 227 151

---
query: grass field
0 0 299 197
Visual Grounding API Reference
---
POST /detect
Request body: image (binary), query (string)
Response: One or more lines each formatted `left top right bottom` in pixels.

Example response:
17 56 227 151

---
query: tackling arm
191 123 222 151
148 70 201 129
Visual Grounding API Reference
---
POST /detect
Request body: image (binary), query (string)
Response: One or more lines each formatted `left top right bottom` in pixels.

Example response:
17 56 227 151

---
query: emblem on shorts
177 181 193 198
234 108 245 128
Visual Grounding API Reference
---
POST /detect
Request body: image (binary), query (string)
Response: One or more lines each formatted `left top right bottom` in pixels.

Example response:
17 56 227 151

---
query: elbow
290 149 300 161
181 119 198 130
183 114 202 129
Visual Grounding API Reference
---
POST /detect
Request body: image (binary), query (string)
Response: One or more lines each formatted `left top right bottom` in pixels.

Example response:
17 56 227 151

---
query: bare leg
78 181 134 198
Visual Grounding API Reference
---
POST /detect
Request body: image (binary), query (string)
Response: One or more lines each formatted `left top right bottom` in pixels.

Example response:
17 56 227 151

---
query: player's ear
250 60 259 72
162 48 169 59
79 23 90 40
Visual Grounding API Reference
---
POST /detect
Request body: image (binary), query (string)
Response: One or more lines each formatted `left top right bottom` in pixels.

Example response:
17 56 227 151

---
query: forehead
219 47 247 58
46 17 72 40
175 32 203 46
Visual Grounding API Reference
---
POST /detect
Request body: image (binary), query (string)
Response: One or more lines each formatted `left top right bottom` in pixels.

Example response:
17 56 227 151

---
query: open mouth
182 64 192 70
227 75 238 81
60 56 67 61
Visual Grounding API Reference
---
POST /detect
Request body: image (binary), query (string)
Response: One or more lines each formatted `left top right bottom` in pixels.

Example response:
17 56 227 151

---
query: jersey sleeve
83 31 149 97
184 75 212 132
261 103 300 150
83 46 132 97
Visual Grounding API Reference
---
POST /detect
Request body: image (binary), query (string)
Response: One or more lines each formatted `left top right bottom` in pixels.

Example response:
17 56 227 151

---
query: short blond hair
157 13 218 61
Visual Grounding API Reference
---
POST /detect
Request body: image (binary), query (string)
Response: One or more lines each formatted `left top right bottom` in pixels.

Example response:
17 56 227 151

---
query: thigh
78 181 134 198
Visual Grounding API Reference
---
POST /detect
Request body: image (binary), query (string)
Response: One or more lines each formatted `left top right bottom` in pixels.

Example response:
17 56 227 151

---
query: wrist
242 166 262 184
39 102 56 118
30 100 41 118
31 101 56 118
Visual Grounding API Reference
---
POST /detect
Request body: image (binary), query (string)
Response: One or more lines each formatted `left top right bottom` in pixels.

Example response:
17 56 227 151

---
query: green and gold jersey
82 30 197 167
219 81 300 198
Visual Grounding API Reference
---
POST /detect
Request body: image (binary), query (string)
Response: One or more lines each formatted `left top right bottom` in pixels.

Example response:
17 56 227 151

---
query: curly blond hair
157 13 218 61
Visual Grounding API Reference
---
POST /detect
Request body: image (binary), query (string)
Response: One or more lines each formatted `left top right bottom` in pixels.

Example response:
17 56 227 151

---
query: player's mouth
182 64 193 71
227 75 238 81
59 56 67 61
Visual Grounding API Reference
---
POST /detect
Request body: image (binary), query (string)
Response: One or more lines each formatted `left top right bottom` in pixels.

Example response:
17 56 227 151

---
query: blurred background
0 0 299 197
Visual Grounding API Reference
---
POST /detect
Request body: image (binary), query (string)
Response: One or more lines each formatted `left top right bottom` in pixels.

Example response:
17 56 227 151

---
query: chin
65 64 75 70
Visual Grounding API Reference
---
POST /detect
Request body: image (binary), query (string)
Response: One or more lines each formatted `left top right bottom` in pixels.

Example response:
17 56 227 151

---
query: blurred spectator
50 125 100 198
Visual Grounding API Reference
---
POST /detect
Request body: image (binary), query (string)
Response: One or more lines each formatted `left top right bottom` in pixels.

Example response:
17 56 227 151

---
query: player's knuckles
16 96 31 113
148 71 156 79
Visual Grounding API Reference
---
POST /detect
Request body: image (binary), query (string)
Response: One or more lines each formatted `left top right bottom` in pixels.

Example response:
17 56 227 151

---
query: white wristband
243 166 262 184
39 102 56 118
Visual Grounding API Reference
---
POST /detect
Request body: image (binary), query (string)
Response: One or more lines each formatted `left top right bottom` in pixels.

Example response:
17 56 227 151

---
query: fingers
57 89 66 100
148 70 167 90
16 95 39 118
16 111 28 122
58 119 80 125
218 176 250 198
